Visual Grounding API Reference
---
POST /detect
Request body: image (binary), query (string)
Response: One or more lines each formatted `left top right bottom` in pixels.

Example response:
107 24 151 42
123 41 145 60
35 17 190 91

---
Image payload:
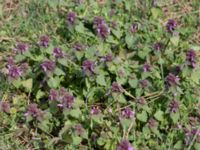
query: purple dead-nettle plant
148 118 158 128
154 42 163 51
121 107 134 119
75 124 85 136
96 23 110 39
0 101 10 113
73 42 85 51
101 53 113 62
93 16 105 27
7 65 22 79
25 103 44 121
82 60 95 75
39 35 49 48
67 11 76 25
184 128 200 145
186 49 197 69
53 47 65 58
13 42 29 53
41 60 55 73
139 79 149 88
49 89 58 101
169 99 180 113
117 139 134 150
166 19 177 33
166 73 180 86
111 82 123 93
130 23 138 33
58 92 75 109
143 63 151 72
90 106 101 115
93 16 110 39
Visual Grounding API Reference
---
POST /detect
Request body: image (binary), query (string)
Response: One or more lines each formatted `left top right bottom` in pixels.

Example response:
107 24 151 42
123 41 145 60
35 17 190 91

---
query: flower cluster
90 106 101 115
117 139 134 150
186 49 197 69
82 60 95 75
143 63 151 72
6 57 28 79
39 35 49 47
0 101 10 113
13 42 29 53
166 19 177 33
166 73 180 86
41 60 55 73
121 107 134 119
130 23 138 33
169 99 179 113
139 79 149 88
25 103 43 121
154 42 163 51
53 47 65 58
111 82 123 93
67 11 76 25
93 16 110 39
49 87 75 109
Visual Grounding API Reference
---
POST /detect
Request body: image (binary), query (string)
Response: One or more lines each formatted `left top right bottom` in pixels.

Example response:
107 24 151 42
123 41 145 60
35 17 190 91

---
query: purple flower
169 99 179 113
117 139 134 150
96 23 110 39
8 65 22 79
154 42 163 51
41 60 55 73
82 60 95 75
67 11 76 25
49 87 75 109
166 19 177 33
75 124 85 136
186 49 197 69
143 63 151 72
139 79 149 88
14 43 29 53
25 103 43 121
148 118 158 128
121 107 134 119
184 128 200 145
166 73 180 86
102 53 113 62
6 57 15 68
73 42 85 51
53 47 65 58
59 92 75 109
111 82 123 93
49 89 58 101
0 101 10 113
90 106 101 115
130 23 138 33
39 35 49 47
93 16 105 27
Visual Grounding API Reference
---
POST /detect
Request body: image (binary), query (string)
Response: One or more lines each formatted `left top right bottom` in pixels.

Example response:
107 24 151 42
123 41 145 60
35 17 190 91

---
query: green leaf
136 111 148 122
54 67 65 76
194 143 200 150
170 112 180 123
72 136 82 145
75 23 85 34
154 110 164 121
112 29 122 39
58 58 68 67
174 140 183 149
125 34 134 48
151 8 162 19
96 74 107 86
36 90 45 100
170 36 179 46
22 78 33 92
47 76 60 88
70 108 82 119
